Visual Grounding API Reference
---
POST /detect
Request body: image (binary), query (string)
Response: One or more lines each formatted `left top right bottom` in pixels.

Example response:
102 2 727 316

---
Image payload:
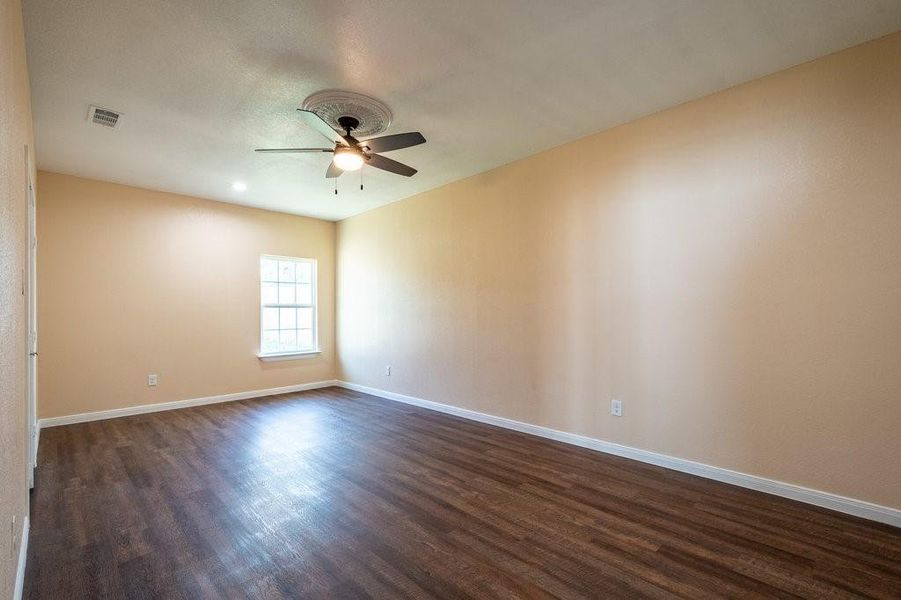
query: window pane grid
261 303 314 307
260 256 317 354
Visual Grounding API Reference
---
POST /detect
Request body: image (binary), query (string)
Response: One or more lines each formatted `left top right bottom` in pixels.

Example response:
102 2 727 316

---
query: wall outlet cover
611 399 623 417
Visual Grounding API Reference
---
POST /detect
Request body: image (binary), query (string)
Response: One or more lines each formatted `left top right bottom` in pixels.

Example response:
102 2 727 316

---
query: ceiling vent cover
301 90 391 138
88 105 122 129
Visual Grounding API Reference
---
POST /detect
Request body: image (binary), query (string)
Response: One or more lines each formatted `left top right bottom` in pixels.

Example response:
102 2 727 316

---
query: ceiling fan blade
326 162 343 178
366 153 417 177
255 148 333 153
297 109 348 146
359 132 426 153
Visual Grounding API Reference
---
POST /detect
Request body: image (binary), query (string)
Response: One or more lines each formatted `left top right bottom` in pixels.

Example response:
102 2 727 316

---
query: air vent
87 105 122 129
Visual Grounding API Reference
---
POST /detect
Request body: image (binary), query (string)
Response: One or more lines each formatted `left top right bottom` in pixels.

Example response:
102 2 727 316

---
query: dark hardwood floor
25 387 901 599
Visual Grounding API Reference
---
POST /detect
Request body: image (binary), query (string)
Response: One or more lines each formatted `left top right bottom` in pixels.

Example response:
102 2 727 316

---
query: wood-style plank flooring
25 387 901 598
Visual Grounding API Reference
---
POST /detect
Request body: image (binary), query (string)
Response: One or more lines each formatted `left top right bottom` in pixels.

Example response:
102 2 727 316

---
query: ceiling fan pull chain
360 169 364 191
334 178 338 195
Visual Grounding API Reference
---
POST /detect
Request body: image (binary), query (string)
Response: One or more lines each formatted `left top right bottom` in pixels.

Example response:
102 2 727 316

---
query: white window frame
257 254 320 360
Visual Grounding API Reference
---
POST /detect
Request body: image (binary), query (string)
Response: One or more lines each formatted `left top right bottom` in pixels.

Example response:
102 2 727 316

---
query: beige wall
1 0 35 595
337 33 901 509
37 172 336 418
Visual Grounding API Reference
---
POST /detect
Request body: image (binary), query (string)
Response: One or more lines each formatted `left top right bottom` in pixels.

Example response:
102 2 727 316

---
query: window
260 255 318 357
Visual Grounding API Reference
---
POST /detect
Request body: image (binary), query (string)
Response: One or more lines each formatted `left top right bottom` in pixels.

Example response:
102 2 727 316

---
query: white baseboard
13 515 29 600
336 380 901 528
38 380 338 428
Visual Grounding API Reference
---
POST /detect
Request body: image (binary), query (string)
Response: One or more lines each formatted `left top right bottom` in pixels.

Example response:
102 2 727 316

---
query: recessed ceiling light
232 181 247 192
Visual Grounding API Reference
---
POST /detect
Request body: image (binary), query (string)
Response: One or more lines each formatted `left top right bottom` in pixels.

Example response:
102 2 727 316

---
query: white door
26 168 38 488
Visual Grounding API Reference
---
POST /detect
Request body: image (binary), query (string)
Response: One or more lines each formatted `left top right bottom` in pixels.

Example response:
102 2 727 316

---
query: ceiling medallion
301 90 393 138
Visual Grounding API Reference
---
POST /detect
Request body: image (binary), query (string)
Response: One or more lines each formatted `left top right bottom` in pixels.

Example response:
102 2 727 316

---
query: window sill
257 349 322 362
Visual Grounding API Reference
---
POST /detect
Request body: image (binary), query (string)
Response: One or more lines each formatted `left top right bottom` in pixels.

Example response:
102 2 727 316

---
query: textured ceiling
23 0 901 221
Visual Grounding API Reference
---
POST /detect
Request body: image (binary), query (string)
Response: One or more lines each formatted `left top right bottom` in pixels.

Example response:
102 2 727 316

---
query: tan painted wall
37 172 336 418
337 33 901 509
0 0 36 595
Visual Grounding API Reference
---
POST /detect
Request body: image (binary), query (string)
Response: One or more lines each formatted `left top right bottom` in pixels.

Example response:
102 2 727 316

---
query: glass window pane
279 329 297 352
261 282 277 304
296 283 312 305
262 331 279 353
278 261 296 283
278 283 295 304
297 262 312 283
262 307 279 330
297 307 313 329
279 307 297 329
297 329 313 350
261 259 278 282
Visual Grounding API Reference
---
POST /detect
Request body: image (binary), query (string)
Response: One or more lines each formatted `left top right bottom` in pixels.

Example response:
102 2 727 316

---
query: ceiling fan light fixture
333 148 364 171
256 100 423 178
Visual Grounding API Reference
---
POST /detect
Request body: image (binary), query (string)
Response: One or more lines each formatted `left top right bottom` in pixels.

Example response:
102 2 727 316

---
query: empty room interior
3 0 901 598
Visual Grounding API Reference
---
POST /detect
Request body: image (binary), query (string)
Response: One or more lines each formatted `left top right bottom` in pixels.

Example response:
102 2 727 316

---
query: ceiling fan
256 110 426 178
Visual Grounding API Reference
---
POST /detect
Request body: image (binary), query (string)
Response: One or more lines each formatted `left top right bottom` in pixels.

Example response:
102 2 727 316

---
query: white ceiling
24 1 901 221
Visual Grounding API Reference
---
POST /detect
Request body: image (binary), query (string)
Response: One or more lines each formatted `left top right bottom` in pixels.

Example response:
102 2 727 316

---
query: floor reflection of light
248 407 331 504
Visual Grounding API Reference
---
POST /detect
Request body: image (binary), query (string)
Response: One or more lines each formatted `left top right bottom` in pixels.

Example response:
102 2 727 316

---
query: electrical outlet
384 366 391 377
611 399 623 417
147 374 158 387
